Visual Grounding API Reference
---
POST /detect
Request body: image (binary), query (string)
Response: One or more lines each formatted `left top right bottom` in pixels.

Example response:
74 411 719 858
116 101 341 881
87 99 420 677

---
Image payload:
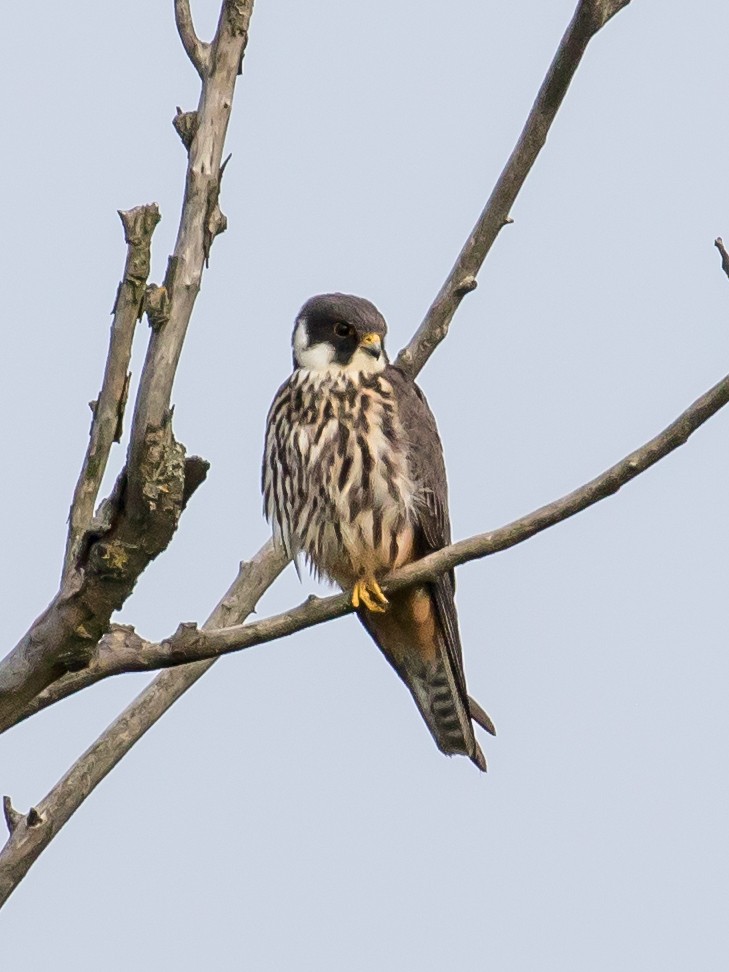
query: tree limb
174 0 211 78
0 243 209 731
0 540 287 907
10 364 729 697
3 346 727 908
62 204 160 582
395 0 632 379
0 0 629 906
128 0 253 464
6 0 625 730
0 0 254 730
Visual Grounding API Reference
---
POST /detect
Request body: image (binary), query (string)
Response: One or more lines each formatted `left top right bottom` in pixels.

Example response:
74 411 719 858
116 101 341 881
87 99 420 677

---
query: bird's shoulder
382 366 445 468
382 364 451 549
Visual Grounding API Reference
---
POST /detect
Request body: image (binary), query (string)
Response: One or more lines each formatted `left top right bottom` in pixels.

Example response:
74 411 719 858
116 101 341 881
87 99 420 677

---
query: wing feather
385 367 468 694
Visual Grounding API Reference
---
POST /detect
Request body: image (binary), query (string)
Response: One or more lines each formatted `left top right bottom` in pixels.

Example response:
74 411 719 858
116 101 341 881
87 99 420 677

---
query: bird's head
292 293 388 375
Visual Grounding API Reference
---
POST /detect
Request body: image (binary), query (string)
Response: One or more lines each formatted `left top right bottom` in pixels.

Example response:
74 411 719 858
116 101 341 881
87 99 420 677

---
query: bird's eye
334 322 353 338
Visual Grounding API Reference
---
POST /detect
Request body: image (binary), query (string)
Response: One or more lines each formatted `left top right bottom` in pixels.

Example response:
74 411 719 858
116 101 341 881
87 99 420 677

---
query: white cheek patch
297 341 336 371
292 319 309 364
293 319 335 369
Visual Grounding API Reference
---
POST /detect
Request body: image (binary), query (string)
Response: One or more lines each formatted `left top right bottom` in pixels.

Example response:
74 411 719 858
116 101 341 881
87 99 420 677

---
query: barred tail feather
407 653 487 772
359 584 488 771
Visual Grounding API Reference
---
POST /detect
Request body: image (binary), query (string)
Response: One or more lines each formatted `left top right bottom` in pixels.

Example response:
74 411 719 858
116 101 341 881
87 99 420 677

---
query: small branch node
26 807 43 828
503 215 514 226
182 455 211 507
203 206 227 266
118 204 161 249
173 108 199 151
455 276 478 298
144 285 171 331
201 152 233 266
3 796 22 834
164 622 203 663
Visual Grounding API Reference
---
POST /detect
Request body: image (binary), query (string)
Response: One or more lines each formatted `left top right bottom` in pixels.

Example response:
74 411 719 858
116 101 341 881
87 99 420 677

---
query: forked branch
0 0 629 907
0 0 254 730
174 0 211 78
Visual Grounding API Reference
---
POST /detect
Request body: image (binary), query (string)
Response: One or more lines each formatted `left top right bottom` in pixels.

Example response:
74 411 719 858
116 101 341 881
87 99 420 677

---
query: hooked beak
360 332 382 359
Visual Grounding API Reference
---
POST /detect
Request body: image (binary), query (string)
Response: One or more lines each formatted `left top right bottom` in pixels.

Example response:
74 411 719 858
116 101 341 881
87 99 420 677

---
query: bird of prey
262 293 494 770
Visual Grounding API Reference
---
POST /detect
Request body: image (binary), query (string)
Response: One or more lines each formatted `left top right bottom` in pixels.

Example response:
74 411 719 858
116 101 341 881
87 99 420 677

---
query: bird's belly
325 503 416 588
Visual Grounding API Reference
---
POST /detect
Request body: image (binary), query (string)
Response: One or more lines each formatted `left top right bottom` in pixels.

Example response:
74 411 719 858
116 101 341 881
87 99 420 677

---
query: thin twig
395 0 632 379
174 0 211 78
2 798 21 836
714 237 729 281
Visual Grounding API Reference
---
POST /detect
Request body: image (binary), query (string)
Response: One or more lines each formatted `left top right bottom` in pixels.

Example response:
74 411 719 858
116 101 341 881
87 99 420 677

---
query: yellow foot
351 577 389 613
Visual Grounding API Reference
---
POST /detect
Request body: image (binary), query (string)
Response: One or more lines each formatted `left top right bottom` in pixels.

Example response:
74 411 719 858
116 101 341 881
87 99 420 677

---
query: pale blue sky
3 2 729 968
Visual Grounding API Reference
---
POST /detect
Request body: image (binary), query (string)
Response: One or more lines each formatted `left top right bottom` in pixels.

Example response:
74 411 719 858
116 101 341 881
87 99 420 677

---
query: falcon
262 293 494 769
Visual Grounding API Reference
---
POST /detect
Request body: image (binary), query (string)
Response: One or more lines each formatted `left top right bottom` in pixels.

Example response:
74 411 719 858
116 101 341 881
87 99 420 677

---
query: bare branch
10 0 607 728
127 0 253 479
0 206 206 729
174 0 211 79
0 0 255 729
0 0 632 905
0 540 288 907
173 107 199 150
62 204 160 581
10 365 729 718
0 446 209 732
395 0 633 379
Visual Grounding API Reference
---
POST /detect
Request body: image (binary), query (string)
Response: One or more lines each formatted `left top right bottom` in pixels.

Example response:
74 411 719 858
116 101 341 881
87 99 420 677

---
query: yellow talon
352 577 389 613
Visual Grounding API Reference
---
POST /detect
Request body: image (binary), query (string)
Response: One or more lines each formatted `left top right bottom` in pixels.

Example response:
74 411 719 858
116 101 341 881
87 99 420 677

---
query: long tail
358 584 493 770
407 645 488 771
